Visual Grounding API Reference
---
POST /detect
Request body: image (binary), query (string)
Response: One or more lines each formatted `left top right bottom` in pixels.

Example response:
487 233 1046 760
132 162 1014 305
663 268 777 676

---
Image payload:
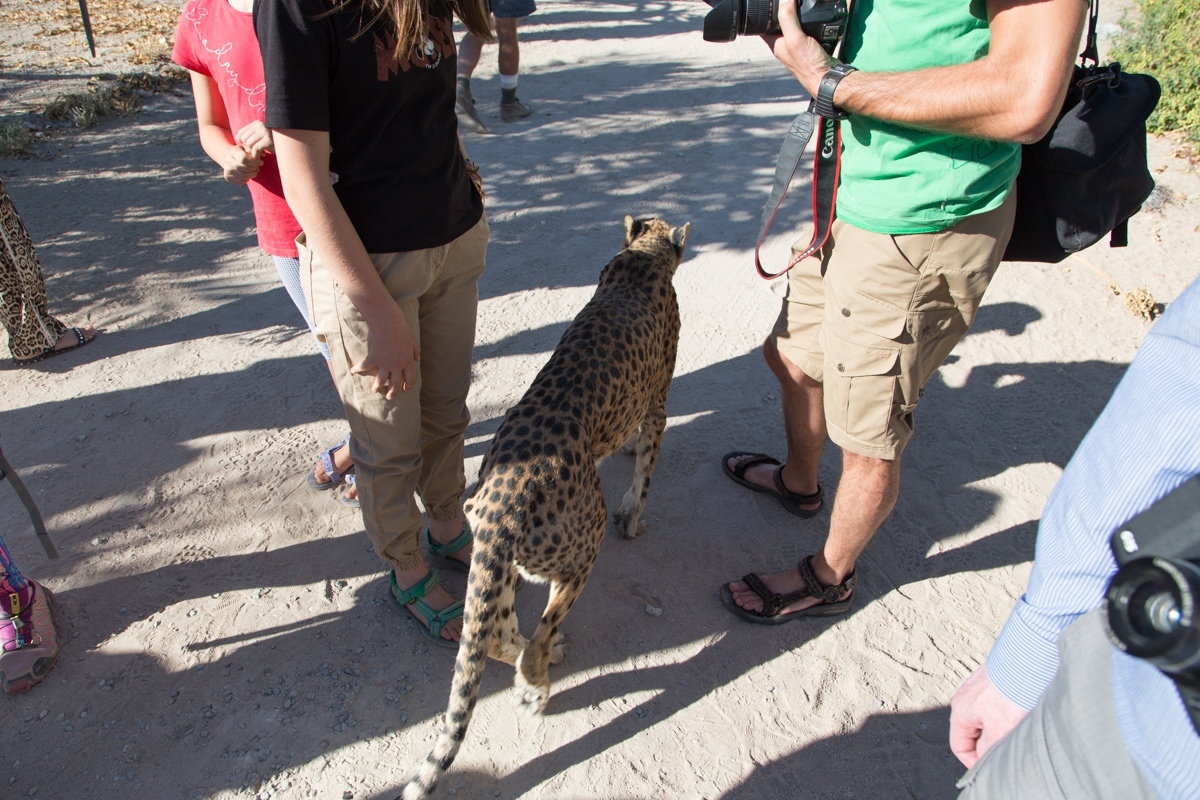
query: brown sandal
719 555 855 624
721 451 824 518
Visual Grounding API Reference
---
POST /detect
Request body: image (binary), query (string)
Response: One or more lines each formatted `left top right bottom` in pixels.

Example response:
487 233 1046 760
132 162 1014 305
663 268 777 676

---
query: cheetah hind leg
619 425 641 456
614 406 667 539
515 575 587 717
488 564 526 666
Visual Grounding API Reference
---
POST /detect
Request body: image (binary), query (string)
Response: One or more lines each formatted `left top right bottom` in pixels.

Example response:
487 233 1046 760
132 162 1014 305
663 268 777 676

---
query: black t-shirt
256 0 482 253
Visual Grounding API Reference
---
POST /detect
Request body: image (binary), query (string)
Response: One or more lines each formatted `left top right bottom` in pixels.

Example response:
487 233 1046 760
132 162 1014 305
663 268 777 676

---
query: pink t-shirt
172 0 301 257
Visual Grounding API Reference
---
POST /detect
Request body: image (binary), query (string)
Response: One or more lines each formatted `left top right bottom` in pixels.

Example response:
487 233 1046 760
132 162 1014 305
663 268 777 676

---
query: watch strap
813 63 857 120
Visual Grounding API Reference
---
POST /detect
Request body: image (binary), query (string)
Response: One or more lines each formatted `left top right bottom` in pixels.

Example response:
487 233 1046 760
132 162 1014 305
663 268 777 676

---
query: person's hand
352 307 420 400
222 145 263 185
236 121 274 158
949 665 1029 768
762 0 836 99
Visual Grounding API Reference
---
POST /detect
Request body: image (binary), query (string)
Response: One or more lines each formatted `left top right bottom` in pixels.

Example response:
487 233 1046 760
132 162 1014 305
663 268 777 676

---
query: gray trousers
957 610 1158 799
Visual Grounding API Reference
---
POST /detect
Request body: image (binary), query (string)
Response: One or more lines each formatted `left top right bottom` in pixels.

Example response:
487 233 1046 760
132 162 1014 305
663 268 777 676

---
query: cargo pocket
821 326 901 452
825 276 909 342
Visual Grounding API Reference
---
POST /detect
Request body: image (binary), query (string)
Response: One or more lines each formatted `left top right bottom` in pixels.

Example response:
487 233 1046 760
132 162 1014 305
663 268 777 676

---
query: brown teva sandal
721 451 824 518
719 555 856 624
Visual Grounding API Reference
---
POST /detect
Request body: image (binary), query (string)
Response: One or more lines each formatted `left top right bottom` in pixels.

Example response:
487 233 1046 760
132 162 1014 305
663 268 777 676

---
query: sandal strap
796 555 855 604
409 597 465 638
424 523 472 558
318 438 348 485
389 569 441 606
731 453 781 480
741 572 808 617
772 467 823 505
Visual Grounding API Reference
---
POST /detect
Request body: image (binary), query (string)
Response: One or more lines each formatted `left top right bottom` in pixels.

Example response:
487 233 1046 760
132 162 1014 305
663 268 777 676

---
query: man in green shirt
721 0 1089 621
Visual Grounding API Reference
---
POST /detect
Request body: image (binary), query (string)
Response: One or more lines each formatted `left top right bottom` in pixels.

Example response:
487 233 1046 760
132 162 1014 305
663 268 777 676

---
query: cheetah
401 216 691 800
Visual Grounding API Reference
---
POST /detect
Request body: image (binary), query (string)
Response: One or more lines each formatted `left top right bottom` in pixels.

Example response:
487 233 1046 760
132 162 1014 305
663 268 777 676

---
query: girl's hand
352 308 421 400
222 145 263 185
236 121 274 158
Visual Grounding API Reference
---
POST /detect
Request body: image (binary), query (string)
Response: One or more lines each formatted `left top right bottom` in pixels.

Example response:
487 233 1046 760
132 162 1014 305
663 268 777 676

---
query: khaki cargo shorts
771 190 1016 460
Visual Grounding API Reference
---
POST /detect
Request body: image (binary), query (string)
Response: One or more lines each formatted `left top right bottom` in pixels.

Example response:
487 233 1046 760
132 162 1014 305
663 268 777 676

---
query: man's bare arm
769 0 1088 143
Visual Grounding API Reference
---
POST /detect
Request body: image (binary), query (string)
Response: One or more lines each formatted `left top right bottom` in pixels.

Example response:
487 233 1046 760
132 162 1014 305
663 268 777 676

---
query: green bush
1109 0 1200 143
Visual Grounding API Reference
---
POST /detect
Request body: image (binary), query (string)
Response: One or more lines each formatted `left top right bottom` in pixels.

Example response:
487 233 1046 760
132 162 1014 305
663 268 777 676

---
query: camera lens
1106 557 1200 677
701 0 740 42
1133 585 1183 637
742 0 778 36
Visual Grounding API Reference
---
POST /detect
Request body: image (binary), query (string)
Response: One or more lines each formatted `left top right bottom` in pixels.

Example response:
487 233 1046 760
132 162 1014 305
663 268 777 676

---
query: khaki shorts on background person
771 191 1016 460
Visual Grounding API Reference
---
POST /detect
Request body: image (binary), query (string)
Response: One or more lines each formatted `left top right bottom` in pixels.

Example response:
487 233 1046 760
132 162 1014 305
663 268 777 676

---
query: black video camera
1105 475 1200 733
702 0 848 53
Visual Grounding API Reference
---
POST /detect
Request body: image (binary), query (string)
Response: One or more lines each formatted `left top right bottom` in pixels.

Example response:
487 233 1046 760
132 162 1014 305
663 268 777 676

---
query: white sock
499 73 519 91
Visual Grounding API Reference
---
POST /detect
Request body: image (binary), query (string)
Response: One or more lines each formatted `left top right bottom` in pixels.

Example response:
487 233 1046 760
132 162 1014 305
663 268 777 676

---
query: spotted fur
0 177 66 361
401 216 690 800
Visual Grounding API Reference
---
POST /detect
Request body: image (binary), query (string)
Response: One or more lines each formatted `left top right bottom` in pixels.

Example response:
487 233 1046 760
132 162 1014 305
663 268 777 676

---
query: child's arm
273 128 419 399
187 70 263 186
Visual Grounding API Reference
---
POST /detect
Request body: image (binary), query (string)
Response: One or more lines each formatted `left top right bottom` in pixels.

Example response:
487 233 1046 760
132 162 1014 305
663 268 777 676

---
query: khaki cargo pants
300 216 489 573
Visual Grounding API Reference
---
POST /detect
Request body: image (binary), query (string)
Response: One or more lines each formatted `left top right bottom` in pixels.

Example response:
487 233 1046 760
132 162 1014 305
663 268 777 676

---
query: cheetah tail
401 541 508 800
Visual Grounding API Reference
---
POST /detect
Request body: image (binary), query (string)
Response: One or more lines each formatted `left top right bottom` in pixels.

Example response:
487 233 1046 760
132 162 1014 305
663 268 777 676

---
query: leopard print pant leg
0 176 66 361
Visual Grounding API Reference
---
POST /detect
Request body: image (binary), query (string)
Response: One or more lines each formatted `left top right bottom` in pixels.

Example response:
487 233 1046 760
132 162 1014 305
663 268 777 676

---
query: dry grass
40 68 187 130
0 0 188 155
2 0 182 68
0 67 186 158
0 120 37 158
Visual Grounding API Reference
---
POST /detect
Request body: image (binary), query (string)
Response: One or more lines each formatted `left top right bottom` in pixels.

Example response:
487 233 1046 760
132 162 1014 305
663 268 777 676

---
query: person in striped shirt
950 277 1200 800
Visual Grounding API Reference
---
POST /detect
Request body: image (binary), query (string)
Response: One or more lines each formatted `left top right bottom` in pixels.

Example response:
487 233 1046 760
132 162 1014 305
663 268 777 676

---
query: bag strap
1087 0 1131 252
1110 218 1129 248
1080 0 1100 65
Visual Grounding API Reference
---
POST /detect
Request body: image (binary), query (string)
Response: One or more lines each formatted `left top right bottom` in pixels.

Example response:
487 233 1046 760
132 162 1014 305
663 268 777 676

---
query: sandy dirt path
2 2 1196 798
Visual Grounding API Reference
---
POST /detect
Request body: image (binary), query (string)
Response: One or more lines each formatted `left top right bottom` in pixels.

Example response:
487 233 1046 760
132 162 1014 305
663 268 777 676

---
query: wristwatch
813 63 858 120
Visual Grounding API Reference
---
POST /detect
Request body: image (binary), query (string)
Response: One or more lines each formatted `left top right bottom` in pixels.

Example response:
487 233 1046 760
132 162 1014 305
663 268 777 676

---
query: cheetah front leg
614 404 666 539
514 572 589 716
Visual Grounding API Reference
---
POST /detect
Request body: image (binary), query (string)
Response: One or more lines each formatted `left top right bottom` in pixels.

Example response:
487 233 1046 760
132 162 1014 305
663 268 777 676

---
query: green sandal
422 523 472 574
387 570 464 649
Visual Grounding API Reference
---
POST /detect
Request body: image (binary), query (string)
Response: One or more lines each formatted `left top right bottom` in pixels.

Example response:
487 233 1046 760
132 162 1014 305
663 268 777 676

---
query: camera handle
755 57 854 281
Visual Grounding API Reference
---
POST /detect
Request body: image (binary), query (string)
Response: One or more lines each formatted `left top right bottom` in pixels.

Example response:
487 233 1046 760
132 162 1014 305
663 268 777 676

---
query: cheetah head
622 215 691 262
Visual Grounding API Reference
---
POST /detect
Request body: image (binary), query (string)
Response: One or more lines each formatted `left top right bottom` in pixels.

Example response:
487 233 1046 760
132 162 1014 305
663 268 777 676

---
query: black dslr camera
702 0 848 53
1105 476 1200 733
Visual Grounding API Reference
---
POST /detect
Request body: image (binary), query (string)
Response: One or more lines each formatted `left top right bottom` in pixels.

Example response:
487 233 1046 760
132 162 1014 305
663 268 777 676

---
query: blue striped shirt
985 276 1200 800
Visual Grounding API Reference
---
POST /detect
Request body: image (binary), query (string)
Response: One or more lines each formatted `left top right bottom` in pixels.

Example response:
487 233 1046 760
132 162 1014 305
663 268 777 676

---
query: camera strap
754 105 842 280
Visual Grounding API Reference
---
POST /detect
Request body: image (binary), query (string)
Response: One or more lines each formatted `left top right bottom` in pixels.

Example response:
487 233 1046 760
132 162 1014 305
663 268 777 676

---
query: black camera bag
1003 1 1161 263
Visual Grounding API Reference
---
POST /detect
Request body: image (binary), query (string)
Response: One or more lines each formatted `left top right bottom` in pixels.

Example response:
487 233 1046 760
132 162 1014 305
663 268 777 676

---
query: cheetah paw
613 508 645 539
549 633 568 665
515 680 550 717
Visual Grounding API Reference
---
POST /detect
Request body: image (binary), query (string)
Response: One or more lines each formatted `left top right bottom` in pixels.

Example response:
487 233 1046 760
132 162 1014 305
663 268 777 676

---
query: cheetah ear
670 222 691 253
622 214 640 248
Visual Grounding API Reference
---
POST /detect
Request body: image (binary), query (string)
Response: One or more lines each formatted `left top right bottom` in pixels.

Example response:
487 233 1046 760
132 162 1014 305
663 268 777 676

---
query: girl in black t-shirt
258 0 492 647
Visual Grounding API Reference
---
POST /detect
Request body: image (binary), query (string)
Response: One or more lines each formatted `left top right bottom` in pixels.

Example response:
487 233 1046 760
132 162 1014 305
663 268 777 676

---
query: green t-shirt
836 0 1020 234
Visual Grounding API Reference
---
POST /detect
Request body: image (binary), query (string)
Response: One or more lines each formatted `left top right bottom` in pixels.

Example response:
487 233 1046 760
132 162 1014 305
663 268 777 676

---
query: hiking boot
500 98 532 123
0 580 60 694
455 90 489 135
